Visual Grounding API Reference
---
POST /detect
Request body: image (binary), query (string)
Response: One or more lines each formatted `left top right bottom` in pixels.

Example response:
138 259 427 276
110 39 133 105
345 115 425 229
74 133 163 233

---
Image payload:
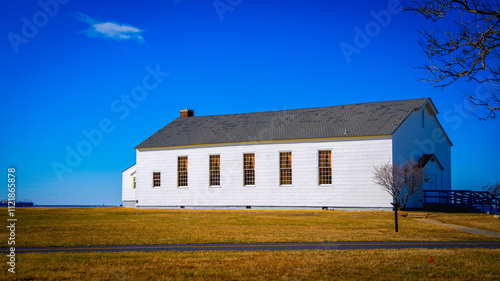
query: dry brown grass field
1 208 499 280
1 249 499 280
0 207 498 248
433 213 500 233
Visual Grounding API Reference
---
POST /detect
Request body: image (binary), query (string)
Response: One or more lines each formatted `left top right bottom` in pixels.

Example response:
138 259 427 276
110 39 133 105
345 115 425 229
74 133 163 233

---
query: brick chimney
180 109 194 118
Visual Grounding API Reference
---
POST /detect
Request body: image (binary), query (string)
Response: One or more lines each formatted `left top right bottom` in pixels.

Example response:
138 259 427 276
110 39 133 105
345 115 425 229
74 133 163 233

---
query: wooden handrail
423 190 500 213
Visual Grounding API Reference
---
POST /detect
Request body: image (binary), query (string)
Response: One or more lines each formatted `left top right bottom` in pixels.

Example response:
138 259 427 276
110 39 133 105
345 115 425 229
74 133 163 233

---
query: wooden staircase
423 190 500 214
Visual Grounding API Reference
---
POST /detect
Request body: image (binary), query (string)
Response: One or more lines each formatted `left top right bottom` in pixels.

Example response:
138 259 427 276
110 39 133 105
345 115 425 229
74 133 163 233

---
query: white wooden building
122 98 452 210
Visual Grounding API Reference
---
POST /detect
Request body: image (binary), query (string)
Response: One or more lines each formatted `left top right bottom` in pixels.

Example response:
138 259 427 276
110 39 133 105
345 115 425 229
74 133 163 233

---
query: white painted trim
316 148 333 187
152 171 162 189
278 150 293 187
208 154 221 188
177 155 189 188
242 152 257 188
136 135 393 151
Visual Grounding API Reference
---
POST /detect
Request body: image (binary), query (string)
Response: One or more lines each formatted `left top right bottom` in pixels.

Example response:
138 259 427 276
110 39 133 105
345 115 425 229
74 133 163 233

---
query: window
152 172 161 187
280 152 292 186
133 177 136 189
178 156 188 187
244 153 255 186
209 155 220 187
318 150 332 185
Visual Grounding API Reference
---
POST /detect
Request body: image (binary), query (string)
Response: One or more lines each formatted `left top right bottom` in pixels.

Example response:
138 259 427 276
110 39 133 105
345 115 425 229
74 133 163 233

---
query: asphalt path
2 241 499 253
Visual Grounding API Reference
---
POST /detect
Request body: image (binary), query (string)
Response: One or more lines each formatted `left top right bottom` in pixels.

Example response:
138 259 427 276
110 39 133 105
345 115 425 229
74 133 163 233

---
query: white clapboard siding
121 164 136 208
392 103 452 190
406 159 444 209
134 136 394 209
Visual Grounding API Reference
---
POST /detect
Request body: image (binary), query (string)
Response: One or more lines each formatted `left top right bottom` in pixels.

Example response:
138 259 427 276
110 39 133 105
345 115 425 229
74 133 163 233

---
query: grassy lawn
1 249 498 280
432 213 500 233
0 208 498 248
1 208 499 280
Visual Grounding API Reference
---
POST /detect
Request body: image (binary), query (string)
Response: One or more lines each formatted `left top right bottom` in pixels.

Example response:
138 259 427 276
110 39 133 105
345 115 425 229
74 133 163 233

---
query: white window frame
177 156 189 188
243 152 256 187
279 151 293 186
318 149 333 186
209 154 221 188
152 171 162 188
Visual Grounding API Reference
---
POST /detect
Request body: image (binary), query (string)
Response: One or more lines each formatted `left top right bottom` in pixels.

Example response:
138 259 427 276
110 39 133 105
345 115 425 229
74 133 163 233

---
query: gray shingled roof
135 98 430 149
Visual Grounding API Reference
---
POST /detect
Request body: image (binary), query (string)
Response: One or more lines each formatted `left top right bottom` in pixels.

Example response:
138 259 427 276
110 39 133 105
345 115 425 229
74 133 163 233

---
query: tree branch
404 0 500 119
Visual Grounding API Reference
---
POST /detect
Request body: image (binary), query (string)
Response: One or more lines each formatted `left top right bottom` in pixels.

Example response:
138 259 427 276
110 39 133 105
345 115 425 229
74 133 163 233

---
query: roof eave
390 98 431 135
122 163 136 173
420 98 439 115
424 98 453 146
134 135 394 150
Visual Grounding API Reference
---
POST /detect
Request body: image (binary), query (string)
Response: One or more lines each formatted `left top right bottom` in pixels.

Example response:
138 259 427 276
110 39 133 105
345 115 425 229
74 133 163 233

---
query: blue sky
2 0 499 205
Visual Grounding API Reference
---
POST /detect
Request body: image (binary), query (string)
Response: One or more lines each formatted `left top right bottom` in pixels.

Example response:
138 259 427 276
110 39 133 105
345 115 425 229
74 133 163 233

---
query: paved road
2 241 499 253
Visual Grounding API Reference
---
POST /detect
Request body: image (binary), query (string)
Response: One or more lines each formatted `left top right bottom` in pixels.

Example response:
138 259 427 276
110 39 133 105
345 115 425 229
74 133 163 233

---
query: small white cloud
74 12 144 42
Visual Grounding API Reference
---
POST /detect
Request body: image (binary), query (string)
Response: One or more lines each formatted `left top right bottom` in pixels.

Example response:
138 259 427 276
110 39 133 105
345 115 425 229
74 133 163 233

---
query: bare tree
404 0 500 120
373 160 430 210
482 181 500 197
